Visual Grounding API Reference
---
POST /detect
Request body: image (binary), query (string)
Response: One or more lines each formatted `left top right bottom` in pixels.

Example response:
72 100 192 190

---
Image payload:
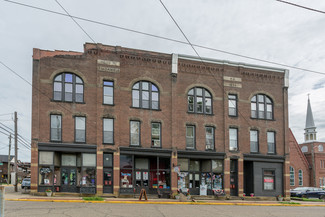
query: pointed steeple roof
305 96 316 129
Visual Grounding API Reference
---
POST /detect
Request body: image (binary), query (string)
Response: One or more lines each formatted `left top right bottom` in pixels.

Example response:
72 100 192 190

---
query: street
4 201 325 217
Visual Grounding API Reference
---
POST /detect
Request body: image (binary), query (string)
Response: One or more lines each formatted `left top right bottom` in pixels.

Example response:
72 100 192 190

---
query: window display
120 169 132 188
81 168 96 187
39 167 53 185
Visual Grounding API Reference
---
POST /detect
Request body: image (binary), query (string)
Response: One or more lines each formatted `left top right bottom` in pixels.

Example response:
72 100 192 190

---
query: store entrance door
189 172 200 195
230 160 238 196
103 168 113 193
61 167 78 192
135 170 149 193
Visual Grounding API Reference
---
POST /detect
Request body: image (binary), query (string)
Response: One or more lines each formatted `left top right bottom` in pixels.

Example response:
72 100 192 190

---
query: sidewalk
3 186 325 207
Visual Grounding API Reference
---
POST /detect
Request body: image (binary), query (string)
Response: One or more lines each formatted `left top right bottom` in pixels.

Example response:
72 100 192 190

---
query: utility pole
14 111 18 192
7 134 11 185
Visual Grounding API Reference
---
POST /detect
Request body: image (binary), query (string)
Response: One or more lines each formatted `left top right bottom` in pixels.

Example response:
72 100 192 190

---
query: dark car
291 187 325 199
21 178 31 190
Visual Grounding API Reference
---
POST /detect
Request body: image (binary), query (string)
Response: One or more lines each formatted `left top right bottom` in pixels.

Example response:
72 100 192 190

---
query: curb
5 199 325 207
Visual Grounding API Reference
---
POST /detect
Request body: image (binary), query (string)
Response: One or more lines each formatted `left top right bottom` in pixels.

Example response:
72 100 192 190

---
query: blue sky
1 0 325 162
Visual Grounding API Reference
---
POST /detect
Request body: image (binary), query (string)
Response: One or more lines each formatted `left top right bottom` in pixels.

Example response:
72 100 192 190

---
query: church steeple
304 95 317 142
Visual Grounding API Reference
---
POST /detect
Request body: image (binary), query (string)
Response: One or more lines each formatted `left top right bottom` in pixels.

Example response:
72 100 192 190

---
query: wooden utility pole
7 134 11 184
14 112 18 192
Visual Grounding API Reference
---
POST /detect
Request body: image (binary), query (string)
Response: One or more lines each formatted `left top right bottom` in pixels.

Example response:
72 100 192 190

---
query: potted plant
277 195 283 201
171 192 180 200
45 189 52 197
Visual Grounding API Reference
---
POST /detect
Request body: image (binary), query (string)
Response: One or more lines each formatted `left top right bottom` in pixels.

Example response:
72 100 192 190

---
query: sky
1 0 325 162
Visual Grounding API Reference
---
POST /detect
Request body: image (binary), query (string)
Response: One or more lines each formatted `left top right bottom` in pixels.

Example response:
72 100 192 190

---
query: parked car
21 178 31 190
291 187 325 199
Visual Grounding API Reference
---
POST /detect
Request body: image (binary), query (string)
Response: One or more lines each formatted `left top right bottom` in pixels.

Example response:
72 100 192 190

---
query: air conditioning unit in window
229 147 237 151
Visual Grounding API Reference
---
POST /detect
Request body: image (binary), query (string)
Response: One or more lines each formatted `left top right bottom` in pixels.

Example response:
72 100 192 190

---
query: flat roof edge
178 54 287 73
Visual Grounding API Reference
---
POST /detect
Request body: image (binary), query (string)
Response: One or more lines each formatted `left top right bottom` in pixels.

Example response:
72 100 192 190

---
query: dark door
135 170 149 193
189 172 200 195
61 167 78 192
103 168 113 193
230 160 238 196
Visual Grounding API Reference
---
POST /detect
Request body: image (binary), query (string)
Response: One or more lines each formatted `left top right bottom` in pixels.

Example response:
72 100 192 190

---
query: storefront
37 143 97 194
119 147 172 195
177 151 225 195
244 154 284 197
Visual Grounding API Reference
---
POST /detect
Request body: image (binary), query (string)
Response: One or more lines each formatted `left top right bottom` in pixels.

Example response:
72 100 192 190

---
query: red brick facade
31 43 290 198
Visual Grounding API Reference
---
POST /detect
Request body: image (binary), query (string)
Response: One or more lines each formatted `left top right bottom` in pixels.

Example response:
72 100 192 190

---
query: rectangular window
229 128 238 151
82 153 96 167
298 170 303 186
205 127 214 150
39 151 54 165
50 114 61 141
75 116 86 143
250 130 258 153
228 94 237 116
130 121 140 146
103 81 114 105
151 123 161 147
263 170 275 190
186 126 195 149
267 132 276 154
103 118 114 144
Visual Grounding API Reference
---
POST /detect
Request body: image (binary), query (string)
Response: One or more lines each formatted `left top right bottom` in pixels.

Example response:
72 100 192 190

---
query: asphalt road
4 201 325 217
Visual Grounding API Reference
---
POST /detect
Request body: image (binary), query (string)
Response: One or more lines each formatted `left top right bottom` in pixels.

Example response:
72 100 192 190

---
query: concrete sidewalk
3 186 325 207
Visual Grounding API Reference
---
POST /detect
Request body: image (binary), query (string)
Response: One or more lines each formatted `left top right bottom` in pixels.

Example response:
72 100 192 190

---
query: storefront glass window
81 168 96 187
39 167 53 185
120 169 132 188
53 167 60 186
62 154 76 166
159 158 170 169
82 153 96 167
202 160 211 172
135 158 149 169
39 151 53 165
212 160 223 173
178 172 189 189
120 155 133 169
212 174 223 190
159 170 170 188
189 160 200 171
178 158 189 171
263 170 275 190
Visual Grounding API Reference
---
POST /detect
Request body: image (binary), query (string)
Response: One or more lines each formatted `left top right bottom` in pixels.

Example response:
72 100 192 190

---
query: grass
301 198 324 202
291 197 324 202
279 201 301 205
83 196 104 201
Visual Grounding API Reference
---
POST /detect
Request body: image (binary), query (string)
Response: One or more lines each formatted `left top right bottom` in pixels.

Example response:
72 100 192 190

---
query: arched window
132 81 159 110
188 87 212 114
318 145 324 152
53 73 84 103
298 169 303 186
290 166 295 186
301 146 308 152
251 94 273 120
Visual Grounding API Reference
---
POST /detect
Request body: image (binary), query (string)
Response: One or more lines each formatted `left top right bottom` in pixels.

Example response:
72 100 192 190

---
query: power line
158 0 254 129
0 122 30 146
54 0 96 43
3 0 325 76
0 113 13 116
0 126 30 149
275 0 325 14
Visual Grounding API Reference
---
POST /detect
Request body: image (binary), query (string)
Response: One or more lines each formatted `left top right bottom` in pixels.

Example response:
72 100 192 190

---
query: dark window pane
103 154 113 167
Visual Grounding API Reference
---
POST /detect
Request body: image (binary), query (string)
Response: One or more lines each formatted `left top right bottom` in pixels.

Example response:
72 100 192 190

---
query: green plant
45 189 52 193
83 196 104 201
171 192 180 199
279 201 300 205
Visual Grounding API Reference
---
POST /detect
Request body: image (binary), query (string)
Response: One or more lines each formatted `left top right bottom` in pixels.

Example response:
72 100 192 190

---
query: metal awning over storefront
177 150 225 159
119 147 172 157
38 143 97 153
243 154 285 163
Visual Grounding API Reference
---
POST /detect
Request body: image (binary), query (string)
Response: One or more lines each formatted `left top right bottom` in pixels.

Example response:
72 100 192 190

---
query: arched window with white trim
53 73 84 103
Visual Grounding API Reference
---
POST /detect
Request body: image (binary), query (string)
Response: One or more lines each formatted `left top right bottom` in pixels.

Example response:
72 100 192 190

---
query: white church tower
304 96 317 142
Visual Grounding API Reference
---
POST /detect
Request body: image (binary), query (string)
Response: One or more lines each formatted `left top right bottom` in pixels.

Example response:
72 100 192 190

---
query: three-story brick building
31 43 290 197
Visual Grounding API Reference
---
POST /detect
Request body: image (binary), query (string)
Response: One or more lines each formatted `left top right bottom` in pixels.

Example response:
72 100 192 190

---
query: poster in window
136 171 141 180
143 172 148 180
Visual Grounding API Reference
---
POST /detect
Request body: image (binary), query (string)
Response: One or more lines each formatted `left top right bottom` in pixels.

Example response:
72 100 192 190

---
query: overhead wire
54 0 96 43
3 0 325 76
275 0 325 14
158 0 253 128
